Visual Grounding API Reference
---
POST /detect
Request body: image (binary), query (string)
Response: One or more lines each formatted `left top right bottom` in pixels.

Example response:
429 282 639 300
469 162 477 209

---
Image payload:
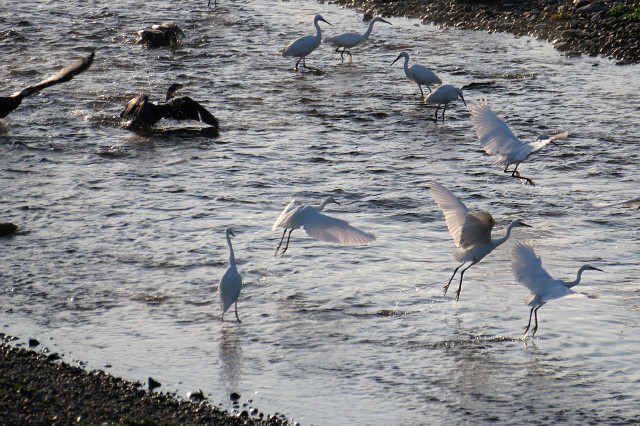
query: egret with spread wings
470 99 568 186
272 196 375 256
511 242 602 337
430 181 530 301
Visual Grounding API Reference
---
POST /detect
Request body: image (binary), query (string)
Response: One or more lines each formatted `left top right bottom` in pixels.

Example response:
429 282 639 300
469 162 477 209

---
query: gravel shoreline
326 0 640 64
0 337 289 425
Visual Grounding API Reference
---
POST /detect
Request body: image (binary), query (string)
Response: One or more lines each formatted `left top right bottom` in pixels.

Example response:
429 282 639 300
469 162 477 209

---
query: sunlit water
1 0 639 424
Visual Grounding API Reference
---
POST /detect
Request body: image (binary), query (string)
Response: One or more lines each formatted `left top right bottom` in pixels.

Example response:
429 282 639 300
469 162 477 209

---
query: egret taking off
272 196 376 256
219 228 242 323
391 51 441 99
430 181 531 301
511 241 602 337
324 16 391 61
425 84 466 121
470 99 569 186
282 15 331 72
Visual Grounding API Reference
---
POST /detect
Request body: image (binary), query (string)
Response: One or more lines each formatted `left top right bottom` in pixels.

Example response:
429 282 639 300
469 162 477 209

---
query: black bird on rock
120 83 219 130
0 51 95 119
136 23 185 48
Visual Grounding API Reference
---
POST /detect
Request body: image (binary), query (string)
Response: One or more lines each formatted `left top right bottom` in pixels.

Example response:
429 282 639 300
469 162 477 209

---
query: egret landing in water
511 241 603 338
272 196 375 256
391 51 441 99
282 15 331 72
425 84 466 121
219 228 242 323
324 16 391 61
470 98 569 187
0 51 94 119
430 181 531 301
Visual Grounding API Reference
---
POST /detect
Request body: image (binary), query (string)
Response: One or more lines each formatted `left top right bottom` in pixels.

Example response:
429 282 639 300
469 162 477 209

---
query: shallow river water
1 0 640 424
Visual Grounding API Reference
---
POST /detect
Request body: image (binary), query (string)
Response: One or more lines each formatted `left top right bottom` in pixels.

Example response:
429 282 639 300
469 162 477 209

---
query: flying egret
511 241 603 337
120 83 219 130
0 51 94 119
425 84 466 121
391 51 441 99
324 16 391 61
282 15 331 72
430 181 531 301
219 228 242 323
470 99 569 186
136 23 185 48
272 196 376 256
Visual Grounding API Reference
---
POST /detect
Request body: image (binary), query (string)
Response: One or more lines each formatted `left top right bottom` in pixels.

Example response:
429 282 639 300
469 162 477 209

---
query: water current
1 0 639 424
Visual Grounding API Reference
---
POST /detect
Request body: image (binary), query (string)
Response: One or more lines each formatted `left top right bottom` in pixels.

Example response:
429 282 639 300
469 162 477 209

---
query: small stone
362 13 374 22
148 377 161 390
28 338 40 347
188 389 206 400
0 223 18 237
230 392 241 401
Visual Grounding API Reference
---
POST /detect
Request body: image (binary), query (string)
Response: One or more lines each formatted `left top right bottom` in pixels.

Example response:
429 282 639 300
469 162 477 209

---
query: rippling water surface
2 0 640 424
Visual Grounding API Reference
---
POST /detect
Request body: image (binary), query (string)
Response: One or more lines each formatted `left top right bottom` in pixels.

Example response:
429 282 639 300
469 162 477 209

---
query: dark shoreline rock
0 342 289 425
326 0 640 64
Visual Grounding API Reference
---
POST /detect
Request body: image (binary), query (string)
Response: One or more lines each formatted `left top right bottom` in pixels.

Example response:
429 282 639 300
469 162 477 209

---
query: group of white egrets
218 13 615 338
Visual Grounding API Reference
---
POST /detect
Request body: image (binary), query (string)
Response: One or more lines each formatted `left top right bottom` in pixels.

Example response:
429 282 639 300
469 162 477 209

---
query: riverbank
0 337 289 425
326 0 640 64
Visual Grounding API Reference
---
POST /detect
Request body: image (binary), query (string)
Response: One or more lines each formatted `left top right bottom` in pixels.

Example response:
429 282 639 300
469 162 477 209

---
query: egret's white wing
282 35 315 57
429 181 469 247
301 209 375 244
459 211 494 248
219 267 242 313
470 99 524 157
538 285 581 304
272 199 299 230
511 242 556 296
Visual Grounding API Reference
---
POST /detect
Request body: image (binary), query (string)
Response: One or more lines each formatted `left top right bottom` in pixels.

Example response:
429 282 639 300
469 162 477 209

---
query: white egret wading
324 17 391 61
219 228 242 323
282 15 331 72
272 196 375 256
391 51 441 99
511 241 603 337
430 181 530 301
470 99 569 186
425 84 466 121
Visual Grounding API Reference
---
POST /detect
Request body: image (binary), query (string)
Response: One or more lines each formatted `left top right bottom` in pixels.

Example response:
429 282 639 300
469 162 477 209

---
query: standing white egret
391 51 441 99
324 17 391 61
425 84 466 121
430 181 531 301
282 15 331 72
272 196 376 256
219 228 242 323
470 99 569 186
511 241 603 337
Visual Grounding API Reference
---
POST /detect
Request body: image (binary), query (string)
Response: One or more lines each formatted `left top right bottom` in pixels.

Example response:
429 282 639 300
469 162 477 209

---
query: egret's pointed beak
520 222 532 228
230 230 236 237
321 18 331 25
381 18 392 25
591 266 604 272
391 54 402 66
460 93 467 107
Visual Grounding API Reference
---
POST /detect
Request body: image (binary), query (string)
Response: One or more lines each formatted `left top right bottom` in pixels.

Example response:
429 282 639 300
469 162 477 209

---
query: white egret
272 196 376 256
282 15 331 72
430 181 530 301
391 51 441 99
511 241 603 337
324 17 391 61
219 228 242 323
470 99 569 186
589 196 640 209
425 84 466 121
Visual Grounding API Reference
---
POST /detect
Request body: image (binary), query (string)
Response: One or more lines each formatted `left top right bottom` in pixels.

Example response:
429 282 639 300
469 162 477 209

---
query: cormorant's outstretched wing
165 96 219 128
120 94 164 128
0 51 94 118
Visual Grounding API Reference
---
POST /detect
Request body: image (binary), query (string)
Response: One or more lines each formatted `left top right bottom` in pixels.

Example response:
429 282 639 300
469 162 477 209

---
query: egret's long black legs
505 165 535 186
531 306 541 337
444 262 466 295
274 229 288 255
234 301 241 323
454 263 474 301
280 229 294 257
523 307 534 335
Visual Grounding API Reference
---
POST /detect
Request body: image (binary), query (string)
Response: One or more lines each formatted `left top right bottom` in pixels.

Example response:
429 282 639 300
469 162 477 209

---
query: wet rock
230 392 241 401
577 3 607 14
0 222 18 237
148 377 161 390
28 339 40 347
363 12 374 21
188 389 206 400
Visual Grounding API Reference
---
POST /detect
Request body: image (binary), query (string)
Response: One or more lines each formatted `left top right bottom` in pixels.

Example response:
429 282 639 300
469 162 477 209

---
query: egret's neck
226 234 236 267
566 265 589 288
402 55 410 72
363 20 376 39
314 20 323 39
315 199 332 212
493 220 519 247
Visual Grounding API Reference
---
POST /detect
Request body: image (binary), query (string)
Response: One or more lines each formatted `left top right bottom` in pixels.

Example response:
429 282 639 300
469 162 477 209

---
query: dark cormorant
0 51 95 119
120 83 219 130
136 23 185 48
